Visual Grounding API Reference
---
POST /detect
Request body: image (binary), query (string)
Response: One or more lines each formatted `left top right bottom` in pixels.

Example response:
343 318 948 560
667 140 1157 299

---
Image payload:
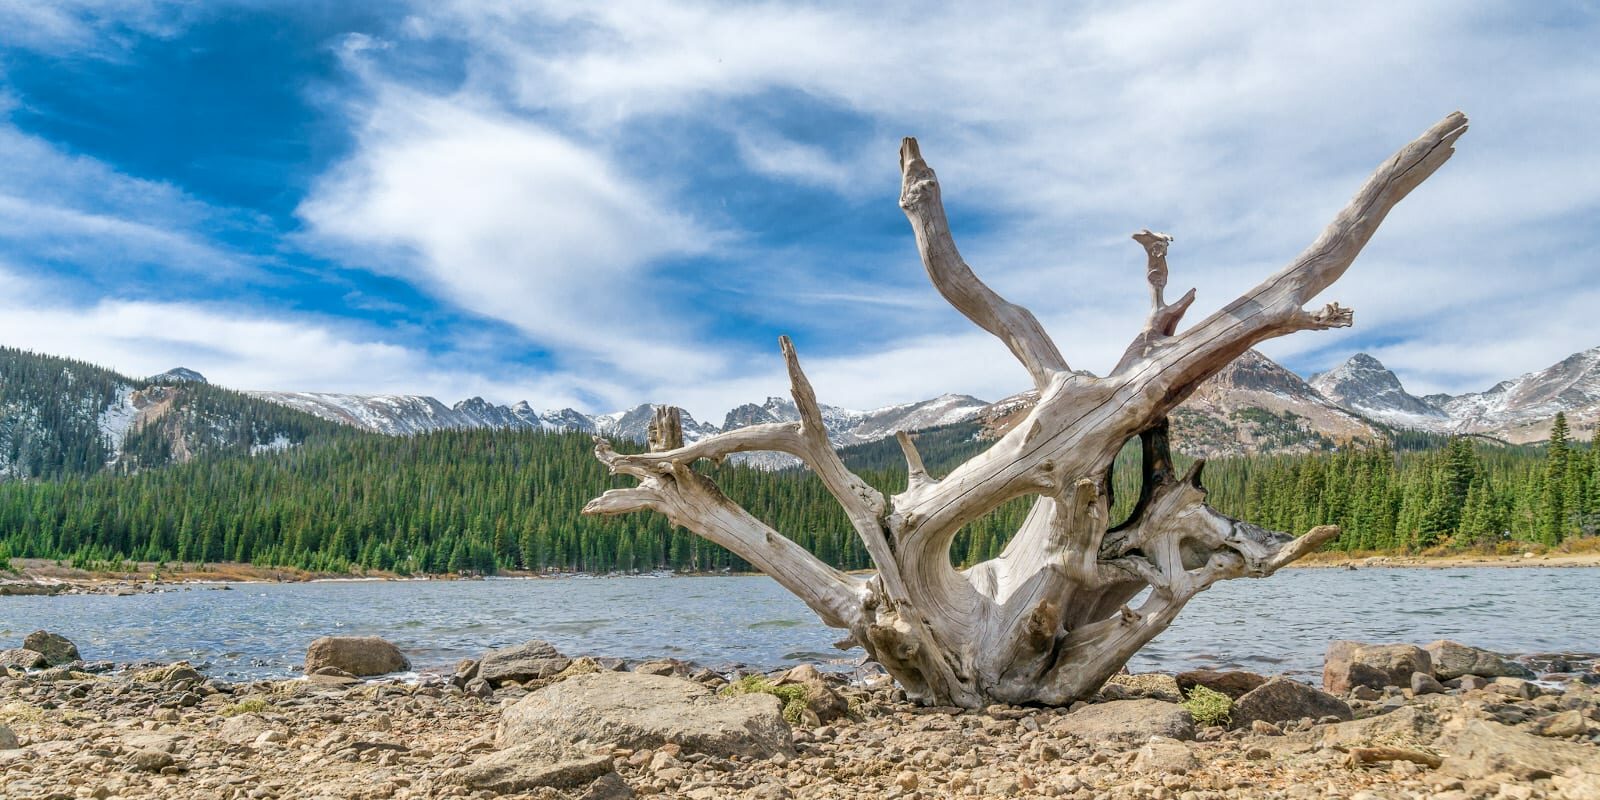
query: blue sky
1 1 1596 420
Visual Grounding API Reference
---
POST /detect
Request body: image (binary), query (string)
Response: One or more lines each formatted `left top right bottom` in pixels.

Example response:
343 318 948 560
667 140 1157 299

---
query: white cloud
6 0 1597 423
402 0 1600 404
0 0 188 55
299 86 726 384
0 263 601 409
0 126 252 278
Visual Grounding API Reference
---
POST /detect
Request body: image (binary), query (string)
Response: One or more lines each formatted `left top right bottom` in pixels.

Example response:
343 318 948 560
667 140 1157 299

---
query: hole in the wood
1178 537 1211 571
1106 436 1143 529
948 496 1034 569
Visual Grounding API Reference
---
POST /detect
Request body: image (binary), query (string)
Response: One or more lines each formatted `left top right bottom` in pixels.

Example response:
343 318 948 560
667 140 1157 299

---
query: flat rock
1175 669 1267 700
1324 641 1431 695
303 636 409 677
1133 739 1199 773
1441 719 1600 780
1233 677 1353 727
1424 640 1534 680
445 747 621 795
478 640 572 686
1104 672 1182 700
0 648 47 670
1052 699 1196 742
1320 705 1443 750
22 631 79 666
497 671 792 759
123 731 190 753
219 713 282 746
1532 710 1589 738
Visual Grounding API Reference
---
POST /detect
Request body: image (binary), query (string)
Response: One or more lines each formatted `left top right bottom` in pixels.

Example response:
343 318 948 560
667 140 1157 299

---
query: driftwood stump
585 113 1469 707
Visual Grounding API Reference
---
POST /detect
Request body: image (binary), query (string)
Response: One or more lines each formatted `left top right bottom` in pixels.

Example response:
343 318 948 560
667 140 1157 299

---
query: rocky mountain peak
1309 353 1446 425
1209 349 1323 399
151 367 206 384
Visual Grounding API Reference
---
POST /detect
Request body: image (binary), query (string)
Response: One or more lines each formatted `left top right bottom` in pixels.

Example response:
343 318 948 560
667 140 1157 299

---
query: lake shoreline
2 632 1597 799
6 549 1599 595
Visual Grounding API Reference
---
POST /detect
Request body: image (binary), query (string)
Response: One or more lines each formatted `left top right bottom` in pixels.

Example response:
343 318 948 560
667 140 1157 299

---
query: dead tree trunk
585 113 1468 707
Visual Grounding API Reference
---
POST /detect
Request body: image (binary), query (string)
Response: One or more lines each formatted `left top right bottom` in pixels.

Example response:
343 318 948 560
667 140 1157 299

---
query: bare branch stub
647 406 684 452
584 113 1467 707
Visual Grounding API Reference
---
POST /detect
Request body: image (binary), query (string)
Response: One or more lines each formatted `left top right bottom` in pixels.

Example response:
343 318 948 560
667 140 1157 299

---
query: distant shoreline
1290 549 1600 570
4 549 1599 594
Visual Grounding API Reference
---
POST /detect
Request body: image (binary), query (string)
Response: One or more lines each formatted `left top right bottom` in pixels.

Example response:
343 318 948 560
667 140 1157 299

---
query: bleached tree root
585 113 1468 707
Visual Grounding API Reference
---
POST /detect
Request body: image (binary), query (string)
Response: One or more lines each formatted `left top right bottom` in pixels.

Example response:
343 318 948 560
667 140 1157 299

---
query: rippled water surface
2 569 1595 680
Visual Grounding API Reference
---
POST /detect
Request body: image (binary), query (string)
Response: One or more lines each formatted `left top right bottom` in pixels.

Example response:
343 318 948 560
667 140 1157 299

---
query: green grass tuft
719 675 809 725
1180 685 1232 727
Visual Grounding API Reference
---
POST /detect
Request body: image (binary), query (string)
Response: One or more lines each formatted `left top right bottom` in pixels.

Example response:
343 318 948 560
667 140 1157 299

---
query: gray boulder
0 724 17 750
22 631 79 666
303 636 409 677
1323 641 1431 694
132 662 203 684
1175 669 1267 700
0 649 48 670
1232 677 1353 727
479 640 572 686
1410 671 1446 695
1424 640 1534 680
1052 699 1196 742
775 664 848 723
497 671 792 759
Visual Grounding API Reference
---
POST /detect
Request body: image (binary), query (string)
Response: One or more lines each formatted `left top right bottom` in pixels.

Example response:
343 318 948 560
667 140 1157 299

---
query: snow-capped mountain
1315 348 1600 443
242 392 718 440
1310 353 1451 431
719 394 988 448
246 390 989 452
1173 349 1383 455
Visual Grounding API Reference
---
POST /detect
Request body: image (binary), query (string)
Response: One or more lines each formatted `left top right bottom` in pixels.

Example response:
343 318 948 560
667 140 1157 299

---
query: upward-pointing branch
1135 112 1469 398
899 138 1068 390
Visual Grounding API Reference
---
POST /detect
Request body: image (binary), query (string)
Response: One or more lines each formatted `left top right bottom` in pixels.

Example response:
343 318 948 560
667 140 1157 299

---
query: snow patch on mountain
1309 353 1450 430
96 385 138 462
1312 348 1600 443
247 389 989 462
251 433 293 455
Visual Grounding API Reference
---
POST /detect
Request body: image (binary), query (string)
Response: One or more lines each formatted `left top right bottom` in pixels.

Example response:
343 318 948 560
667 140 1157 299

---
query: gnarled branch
585 439 866 628
900 137 1069 389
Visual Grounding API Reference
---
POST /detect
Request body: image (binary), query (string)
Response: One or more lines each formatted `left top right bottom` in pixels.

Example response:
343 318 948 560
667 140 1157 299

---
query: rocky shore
0 632 1597 800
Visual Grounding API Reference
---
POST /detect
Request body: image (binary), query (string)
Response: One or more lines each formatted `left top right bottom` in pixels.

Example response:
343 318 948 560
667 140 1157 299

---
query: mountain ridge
246 389 992 456
1313 347 1600 444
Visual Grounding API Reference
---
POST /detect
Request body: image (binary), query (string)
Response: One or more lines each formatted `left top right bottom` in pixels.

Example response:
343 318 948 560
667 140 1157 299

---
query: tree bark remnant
585 113 1469 707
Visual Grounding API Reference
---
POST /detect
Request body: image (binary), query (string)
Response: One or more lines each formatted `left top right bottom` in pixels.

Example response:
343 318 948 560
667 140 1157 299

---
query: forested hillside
0 415 1593 574
0 348 346 480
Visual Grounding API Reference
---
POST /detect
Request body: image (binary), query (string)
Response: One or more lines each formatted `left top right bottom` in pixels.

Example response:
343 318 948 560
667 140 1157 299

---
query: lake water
1 569 1595 681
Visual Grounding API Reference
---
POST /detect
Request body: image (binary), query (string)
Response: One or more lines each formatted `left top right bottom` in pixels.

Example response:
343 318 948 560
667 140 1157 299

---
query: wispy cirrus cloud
298 82 728 386
2 0 1597 422
308 0 1592 416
